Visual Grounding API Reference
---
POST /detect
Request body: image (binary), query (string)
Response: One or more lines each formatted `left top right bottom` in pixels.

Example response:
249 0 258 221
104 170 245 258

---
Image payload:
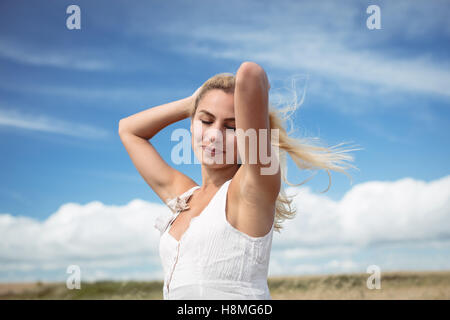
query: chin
195 149 235 167
200 155 227 167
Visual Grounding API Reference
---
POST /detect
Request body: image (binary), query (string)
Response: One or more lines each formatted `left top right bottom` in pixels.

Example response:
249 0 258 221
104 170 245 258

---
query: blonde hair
189 72 361 232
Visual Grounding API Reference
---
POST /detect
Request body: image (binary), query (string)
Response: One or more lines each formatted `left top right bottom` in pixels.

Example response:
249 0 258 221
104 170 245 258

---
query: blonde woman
118 61 358 299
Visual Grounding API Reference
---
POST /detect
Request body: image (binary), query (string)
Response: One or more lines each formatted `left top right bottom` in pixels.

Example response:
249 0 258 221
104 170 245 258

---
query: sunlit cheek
192 120 204 145
224 134 238 160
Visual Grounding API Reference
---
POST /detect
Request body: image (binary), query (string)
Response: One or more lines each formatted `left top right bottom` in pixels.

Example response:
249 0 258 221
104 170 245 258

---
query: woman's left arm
234 61 280 203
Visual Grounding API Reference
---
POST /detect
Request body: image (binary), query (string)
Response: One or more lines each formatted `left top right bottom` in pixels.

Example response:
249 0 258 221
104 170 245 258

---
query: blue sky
0 0 449 283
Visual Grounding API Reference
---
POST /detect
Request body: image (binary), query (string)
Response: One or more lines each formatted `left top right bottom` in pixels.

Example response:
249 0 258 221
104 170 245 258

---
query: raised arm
118 94 198 203
234 62 280 203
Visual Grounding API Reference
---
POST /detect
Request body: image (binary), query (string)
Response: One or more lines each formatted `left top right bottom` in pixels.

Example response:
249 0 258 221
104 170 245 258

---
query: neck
200 165 238 191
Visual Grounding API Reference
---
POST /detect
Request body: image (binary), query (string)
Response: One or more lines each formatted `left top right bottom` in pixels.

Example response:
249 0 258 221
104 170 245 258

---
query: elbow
237 61 264 76
236 61 269 90
118 119 129 136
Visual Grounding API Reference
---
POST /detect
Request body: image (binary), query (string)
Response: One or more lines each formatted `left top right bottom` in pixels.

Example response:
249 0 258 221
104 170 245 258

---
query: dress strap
165 185 200 214
155 185 201 236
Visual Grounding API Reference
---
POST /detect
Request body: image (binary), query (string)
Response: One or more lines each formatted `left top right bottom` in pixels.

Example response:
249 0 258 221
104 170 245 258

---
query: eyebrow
198 110 235 121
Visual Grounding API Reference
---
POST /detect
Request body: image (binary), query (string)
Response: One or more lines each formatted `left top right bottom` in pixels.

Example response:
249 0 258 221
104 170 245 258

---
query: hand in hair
191 85 202 99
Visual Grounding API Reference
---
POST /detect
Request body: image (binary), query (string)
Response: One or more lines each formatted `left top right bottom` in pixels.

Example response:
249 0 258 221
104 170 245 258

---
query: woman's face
191 89 240 168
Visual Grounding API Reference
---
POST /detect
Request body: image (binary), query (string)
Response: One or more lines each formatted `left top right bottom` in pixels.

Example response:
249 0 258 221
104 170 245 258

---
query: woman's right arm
118 95 197 203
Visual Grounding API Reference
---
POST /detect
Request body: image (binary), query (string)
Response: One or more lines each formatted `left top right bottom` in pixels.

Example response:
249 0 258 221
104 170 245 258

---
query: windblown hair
189 73 361 232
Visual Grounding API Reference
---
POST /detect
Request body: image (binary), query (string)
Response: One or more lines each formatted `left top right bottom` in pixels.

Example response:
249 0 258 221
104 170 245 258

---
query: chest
168 195 215 242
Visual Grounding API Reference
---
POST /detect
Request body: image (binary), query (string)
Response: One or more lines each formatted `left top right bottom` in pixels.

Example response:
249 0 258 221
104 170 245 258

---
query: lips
202 145 223 153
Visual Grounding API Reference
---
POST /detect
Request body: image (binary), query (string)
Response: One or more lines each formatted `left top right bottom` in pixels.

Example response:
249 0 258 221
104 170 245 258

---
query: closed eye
201 120 235 131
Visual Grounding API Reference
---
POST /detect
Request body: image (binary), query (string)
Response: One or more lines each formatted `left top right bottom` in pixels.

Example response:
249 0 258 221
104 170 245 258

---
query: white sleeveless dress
154 178 274 300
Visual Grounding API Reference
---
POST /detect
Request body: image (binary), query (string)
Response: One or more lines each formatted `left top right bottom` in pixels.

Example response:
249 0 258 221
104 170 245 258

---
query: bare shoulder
226 166 280 237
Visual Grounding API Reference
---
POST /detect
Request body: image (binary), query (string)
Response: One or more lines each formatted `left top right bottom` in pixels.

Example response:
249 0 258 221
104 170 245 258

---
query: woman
118 61 358 299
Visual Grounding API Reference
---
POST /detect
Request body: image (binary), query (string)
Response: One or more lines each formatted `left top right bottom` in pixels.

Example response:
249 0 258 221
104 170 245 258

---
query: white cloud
276 175 450 247
269 174 450 275
0 108 109 139
280 246 357 260
0 175 449 282
0 199 165 281
326 259 359 271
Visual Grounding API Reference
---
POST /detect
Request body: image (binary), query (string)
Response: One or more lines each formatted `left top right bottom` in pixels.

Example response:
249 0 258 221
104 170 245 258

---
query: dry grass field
1 270 448 300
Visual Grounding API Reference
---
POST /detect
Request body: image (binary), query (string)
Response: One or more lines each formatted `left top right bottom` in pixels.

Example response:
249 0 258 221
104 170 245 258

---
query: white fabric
154 185 201 237
154 178 274 300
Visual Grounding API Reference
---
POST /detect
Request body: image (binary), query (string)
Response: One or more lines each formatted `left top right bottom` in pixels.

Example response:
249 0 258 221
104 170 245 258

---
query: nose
205 126 222 144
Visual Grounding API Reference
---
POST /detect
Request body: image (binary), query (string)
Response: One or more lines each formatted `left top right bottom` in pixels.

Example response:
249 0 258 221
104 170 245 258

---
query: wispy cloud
354 119 412 144
148 0 450 98
0 187 28 205
0 81 188 107
0 38 111 71
168 31 450 99
0 108 109 139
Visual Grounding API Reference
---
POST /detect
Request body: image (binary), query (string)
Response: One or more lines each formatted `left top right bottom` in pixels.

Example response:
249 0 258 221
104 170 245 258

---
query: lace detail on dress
154 186 200 235
166 195 192 213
